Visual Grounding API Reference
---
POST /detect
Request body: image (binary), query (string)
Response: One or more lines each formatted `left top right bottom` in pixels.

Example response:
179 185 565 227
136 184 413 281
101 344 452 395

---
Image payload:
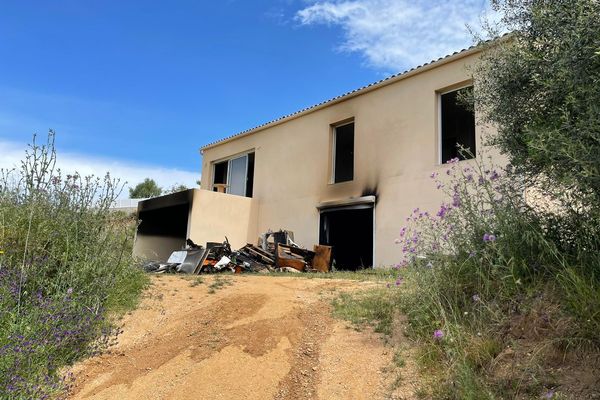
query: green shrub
392 154 599 398
0 132 148 399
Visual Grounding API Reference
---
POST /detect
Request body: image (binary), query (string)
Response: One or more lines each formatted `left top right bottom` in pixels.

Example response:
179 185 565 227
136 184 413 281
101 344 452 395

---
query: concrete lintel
316 195 376 211
137 189 196 213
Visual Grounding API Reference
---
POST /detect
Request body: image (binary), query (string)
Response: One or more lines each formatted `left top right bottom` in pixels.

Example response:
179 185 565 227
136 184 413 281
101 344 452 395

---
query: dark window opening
333 122 354 183
211 152 255 197
441 87 476 163
246 152 255 197
213 161 228 187
319 206 373 270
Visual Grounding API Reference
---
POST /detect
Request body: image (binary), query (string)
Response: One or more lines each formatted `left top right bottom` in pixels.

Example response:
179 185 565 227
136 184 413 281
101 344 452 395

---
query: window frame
211 150 255 197
330 119 355 184
437 84 476 165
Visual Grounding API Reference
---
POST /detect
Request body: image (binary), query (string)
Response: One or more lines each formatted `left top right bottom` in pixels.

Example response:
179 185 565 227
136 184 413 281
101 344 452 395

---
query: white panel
228 155 247 196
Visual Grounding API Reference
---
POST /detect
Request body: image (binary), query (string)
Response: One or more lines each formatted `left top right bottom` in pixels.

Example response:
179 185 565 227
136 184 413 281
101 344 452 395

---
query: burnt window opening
319 205 373 270
333 122 354 183
213 161 228 186
441 87 476 163
211 152 255 197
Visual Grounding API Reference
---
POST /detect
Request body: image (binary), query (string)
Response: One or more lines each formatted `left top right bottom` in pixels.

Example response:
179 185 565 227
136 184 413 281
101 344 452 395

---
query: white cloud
0 139 200 198
296 0 497 71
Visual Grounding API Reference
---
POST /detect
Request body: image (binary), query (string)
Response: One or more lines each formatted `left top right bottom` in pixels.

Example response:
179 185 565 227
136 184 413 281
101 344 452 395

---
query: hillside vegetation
0 132 148 399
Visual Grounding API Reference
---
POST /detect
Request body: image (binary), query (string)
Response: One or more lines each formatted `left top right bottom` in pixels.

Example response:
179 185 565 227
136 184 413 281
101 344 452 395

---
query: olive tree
475 0 600 199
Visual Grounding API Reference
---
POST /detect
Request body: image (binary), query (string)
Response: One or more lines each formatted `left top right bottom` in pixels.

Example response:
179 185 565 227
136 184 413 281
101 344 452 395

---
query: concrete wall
133 235 185 262
200 50 500 267
187 189 258 249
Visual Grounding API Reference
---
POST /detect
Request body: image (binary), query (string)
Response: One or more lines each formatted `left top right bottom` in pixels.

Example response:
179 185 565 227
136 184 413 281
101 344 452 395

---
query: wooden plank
245 247 275 263
277 258 306 271
278 244 315 260
275 243 306 271
245 244 276 258
312 245 332 273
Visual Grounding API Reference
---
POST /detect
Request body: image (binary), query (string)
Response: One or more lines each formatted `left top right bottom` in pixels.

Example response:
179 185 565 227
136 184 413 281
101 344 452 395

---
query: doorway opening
319 205 373 270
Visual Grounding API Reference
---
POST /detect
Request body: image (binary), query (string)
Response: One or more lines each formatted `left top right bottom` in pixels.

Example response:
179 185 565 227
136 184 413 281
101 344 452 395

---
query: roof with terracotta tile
200 40 491 152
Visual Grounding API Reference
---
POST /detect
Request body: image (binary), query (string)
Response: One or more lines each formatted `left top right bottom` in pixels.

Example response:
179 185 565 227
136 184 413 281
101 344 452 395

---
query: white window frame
437 84 474 165
330 119 355 184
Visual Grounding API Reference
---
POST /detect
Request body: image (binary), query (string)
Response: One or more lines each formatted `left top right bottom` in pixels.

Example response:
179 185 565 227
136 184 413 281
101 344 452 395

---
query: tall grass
0 132 148 399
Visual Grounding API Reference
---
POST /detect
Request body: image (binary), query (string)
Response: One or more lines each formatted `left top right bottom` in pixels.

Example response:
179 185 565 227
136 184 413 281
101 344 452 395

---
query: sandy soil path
68 275 396 400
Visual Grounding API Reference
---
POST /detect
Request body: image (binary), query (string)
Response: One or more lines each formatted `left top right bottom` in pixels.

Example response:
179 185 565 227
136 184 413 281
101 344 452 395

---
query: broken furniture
143 229 332 275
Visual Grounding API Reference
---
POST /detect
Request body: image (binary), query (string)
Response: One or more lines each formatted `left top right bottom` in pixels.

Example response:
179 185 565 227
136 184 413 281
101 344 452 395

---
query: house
134 43 497 269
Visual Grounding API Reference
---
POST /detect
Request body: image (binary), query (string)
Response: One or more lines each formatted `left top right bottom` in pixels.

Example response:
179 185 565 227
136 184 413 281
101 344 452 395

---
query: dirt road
69 275 397 400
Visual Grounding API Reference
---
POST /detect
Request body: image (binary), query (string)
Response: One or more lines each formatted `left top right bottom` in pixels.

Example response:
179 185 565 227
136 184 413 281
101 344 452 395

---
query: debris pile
143 230 332 274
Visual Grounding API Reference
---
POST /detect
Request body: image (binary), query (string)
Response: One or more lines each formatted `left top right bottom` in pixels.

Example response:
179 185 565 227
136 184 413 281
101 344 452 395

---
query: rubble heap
143 230 332 274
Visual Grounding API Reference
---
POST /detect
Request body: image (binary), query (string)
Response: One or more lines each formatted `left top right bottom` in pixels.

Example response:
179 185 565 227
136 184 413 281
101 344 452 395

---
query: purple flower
543 389 555 399
395 277 403 286
433 329 444 340
436 204 450 219
447 157 460 164
386 283 391 288
483 233 496 242
472 294 481 302
489 170 500 180
66 288 73 295
430 172 438 179
452 193 461 207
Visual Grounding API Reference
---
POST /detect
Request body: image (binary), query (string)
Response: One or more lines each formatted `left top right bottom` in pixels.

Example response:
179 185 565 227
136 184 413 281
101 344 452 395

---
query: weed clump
0 132 148 399
207 275 233 294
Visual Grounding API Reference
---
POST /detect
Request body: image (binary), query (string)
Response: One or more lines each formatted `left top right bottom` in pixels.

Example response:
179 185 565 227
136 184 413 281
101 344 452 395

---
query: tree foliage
475 0 600 199
165 184 188 194
128 178 162 198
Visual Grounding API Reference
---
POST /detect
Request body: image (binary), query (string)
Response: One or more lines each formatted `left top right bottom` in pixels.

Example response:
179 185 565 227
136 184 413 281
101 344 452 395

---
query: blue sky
0 0 493 194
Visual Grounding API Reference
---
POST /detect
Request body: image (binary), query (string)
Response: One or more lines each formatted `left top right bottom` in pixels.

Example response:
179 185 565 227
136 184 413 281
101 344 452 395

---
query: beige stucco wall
187 189 258 250
199 51 499 267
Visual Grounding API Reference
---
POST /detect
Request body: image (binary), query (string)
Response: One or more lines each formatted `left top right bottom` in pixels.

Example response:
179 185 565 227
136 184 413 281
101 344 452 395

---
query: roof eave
200 44 484 153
